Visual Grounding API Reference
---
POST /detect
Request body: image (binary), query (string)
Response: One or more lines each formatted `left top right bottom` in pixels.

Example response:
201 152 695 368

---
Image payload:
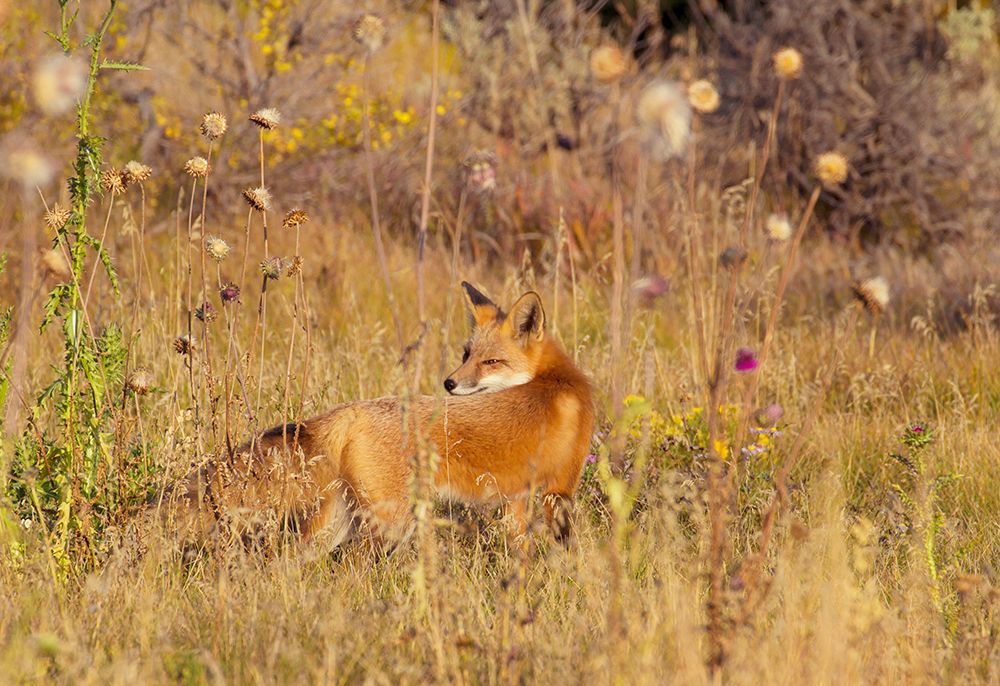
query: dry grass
1 2 1000 684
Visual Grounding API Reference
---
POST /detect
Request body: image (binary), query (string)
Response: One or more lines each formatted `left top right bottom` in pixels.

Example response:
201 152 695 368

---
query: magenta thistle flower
735 347 759 372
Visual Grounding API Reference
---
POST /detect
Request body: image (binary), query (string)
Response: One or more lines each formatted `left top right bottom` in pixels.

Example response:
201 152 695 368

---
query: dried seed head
220 283 241 304
184 156 209 177
123 160 153 186
773 47 804 80
249 107 281 130
463 151 497 194
200 112 228 140
206 236 230 261
815 151 849 187
353 14 387 52
687 80 720 114
195 301 217 323
719 246 748 270
32 54 87 116
44 203 71 231
282 208 309 230
126 367 154 395
636 80 691 160
100 168 126 195
39 248 71 281
766 213 792 242
242 186 272 212
260 256 283 280
286 255 304 277
589 45 626 84
173 334 195 355
853 276 890 315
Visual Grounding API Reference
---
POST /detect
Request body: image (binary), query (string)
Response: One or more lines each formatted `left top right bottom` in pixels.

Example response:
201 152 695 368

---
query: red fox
169 282 594 549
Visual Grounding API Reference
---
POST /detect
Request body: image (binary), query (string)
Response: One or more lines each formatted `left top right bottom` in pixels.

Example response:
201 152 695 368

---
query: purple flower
585 454 598 465
753 403 784 427
735 347 759 372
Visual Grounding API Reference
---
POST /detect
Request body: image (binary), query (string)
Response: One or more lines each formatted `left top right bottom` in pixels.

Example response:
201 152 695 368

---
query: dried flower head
766 213 792 242
123 160 153 186
126 367 153 395
220 283 241 304
687 80 720 114
206 236 230 261
773 48 804 80
243 186 272 212
260 256 283 280
853 276 890 315
44 204 71 231
353 14 387 52
719 246 748 269
39 248 71 281
100 168 126 195
636 80 691 160
283 209 309 230
195 301 217 323
286 255 304 277
249 107 281 130
632 275 669 301
32 54 87 116
463 150 497 194
0 139 56 189
200 112 228 140
184 156 209 177
815 151 849 187
590 45 626 84
735 347 759 372
173 334 195 355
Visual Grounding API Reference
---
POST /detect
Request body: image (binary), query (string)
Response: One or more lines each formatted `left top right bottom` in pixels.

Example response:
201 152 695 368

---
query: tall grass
0 3 998 684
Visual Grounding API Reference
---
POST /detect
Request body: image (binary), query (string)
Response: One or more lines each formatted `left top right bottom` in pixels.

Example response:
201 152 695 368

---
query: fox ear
507 292 545 344
462 281 500 329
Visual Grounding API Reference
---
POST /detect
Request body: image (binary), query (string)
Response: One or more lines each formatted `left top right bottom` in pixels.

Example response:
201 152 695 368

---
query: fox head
443 282 547 396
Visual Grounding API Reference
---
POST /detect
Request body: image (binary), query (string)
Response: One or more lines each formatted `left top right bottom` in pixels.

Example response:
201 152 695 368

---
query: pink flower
735 347 758 372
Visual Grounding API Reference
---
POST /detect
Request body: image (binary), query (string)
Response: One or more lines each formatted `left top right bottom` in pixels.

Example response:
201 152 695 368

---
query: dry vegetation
1 1 999 684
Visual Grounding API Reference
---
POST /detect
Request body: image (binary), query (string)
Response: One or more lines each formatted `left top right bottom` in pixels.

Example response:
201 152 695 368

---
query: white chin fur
450 371 532 395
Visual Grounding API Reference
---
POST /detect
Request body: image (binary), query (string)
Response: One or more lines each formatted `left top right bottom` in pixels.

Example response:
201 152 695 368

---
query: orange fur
168 284 594 548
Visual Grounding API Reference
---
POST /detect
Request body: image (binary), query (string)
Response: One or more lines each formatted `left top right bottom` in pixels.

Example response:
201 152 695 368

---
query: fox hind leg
542 491 574 544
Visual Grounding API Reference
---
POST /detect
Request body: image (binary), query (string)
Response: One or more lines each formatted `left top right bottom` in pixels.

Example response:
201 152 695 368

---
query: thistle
126 367 153 395
590 45 626 84
249 108 281 130
220 283 241 304
44 203 71 231
853 276 890 315
99 168 126 195
353 14 387 52
766 214 792 242
242 186 272 212
282 209 309 230
200 112 228 140
285 255 304 277
815 151 849 187
206 236 230 261
688 80 720 114
260 256 283 280
184 156 209 177
173 334 195 355
463 151 497 194
773 48 804 80
636 80 691 160
195 301 217 323
123 160 153 186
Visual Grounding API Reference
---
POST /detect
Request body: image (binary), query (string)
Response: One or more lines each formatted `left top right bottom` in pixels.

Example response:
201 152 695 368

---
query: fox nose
443 378 457 393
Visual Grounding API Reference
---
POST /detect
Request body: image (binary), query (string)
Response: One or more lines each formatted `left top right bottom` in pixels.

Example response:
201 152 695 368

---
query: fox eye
483 359 501 365
462 347 470 363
